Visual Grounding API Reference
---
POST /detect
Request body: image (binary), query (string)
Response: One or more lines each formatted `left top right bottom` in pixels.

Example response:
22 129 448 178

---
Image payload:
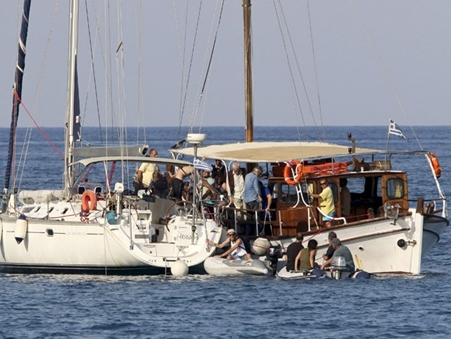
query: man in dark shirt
285 232 304 271
322 231 337 264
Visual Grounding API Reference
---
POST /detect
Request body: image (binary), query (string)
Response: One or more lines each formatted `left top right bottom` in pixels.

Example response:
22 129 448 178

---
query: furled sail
2 0 32 210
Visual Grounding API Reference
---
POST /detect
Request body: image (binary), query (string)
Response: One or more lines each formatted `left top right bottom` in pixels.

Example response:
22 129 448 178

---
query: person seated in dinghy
206 229 251 260
320 238 355 272
285 232 304 272
294 239 319 272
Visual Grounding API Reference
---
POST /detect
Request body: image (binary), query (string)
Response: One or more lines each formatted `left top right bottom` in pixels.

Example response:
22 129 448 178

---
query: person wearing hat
206 229 251 260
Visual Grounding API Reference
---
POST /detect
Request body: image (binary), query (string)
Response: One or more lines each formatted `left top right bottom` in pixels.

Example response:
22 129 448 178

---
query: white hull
422 214 449 257
274 209 448 275
204 257 270 276
0 197 224 275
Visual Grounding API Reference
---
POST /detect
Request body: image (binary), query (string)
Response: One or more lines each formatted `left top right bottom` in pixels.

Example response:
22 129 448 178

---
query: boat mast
2 0 32 211
64 0 79 192
243 0 253 142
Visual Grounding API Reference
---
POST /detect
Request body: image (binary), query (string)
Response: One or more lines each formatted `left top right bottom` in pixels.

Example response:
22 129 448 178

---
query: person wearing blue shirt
243 166 263 235
243 166 262 205
258 180 272 235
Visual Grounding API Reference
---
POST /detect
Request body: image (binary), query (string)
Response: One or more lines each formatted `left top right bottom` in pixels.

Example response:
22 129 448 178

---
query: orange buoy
429 153 442 178
284 161 303 186
81 190 97 213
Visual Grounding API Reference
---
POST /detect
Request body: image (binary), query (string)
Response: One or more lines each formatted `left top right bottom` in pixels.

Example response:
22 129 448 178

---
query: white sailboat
174 0 449 276
0 0 225 275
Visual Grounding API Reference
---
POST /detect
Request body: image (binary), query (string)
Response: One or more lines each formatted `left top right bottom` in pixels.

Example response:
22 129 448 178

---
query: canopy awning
173 141 382 163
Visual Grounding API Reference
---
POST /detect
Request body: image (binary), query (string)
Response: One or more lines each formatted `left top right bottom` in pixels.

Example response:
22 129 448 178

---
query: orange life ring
429 153 442 178
81 190 97 213
284 161 303 186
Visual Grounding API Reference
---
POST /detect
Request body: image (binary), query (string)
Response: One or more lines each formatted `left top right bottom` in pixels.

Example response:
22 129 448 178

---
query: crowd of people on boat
132 149 357 275
132 150 273 232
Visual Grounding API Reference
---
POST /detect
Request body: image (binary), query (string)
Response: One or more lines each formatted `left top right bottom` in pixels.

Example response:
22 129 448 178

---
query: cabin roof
174 141 382 163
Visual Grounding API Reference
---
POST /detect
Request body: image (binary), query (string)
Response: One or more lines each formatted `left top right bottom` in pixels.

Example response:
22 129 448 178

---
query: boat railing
217 201 414 237
314 207 347 225
414 197 448 219
218 204 318 236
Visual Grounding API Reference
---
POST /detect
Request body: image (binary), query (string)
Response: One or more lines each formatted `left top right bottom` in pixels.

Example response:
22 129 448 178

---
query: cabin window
280 184 299 204
347 177 365 194
279 182 312 204
386 178 404 199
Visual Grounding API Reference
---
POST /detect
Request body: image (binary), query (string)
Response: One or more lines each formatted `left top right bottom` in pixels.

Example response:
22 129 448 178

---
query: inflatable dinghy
204 257 270 276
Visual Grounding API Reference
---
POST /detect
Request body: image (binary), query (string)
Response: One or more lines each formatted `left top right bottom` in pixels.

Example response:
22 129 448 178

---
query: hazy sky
1 0 450 130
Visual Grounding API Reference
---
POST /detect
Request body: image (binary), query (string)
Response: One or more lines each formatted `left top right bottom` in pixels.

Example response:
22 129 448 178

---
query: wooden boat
172 1 449 276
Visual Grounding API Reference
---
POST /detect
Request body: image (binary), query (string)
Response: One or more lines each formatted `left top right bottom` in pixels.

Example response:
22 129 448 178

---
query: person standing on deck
172 165 195 203
258 180 273 235
308 179 335 228
227 162 246 218
134 148 159 192
243 166 263 235
340 178 351 218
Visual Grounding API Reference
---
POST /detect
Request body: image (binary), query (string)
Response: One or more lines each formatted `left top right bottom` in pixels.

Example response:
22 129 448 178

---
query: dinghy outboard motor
266 245 282 275
330 256 347 279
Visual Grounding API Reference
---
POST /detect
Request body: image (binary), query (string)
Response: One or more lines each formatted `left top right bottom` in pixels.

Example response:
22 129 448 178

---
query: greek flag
193 158 212 172
388 119 406 139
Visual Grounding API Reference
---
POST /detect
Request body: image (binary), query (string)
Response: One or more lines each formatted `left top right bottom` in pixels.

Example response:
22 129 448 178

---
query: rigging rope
191 0 226 132
135 0 146 145
84 0 103 143
13 1 62 192
306 0 325 141
175 0 204 134
273 0 322 141
348 0 422 149
13 92 64 161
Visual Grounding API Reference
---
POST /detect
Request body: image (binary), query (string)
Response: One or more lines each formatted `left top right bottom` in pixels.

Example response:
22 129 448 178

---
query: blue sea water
0 125 451 338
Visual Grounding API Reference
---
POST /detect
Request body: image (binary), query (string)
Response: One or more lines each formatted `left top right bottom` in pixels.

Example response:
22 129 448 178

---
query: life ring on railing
429 153 442 178
81 190 97 213
284 161 303 186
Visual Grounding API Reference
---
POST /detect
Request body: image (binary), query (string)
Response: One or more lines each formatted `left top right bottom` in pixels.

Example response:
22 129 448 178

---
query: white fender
15 215 28 244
